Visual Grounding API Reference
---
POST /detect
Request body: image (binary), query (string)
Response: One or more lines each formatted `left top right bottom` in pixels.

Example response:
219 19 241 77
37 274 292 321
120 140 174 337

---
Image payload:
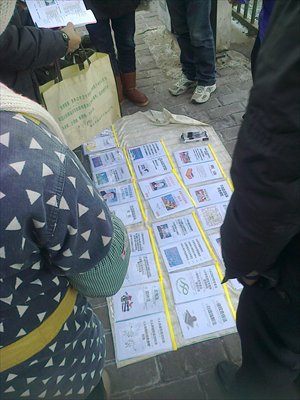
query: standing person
0 1 81 103
84 0 149 107
0 21 130 395
0 81 130 399
216 1 300 399
166 0 216 104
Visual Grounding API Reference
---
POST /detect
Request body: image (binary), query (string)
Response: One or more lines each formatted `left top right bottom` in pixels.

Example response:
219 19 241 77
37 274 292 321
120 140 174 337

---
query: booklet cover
176 295 235 339
152 214 199 247
196 201 229 231
128 230 153 255
92 163 131 189
114 313 172 361
128 142 166 161
110 201 143 226
26 0 96 28
160 236 211 272
180 161 223 186
169 265 223 304
132 156 172 180
112 282 164 322
82 128 116 155
124 253 159 287
190 180 232 208
99 183 136 206
89 149 124 172
138 172 181 199
174 145 214 168
148 189 193 219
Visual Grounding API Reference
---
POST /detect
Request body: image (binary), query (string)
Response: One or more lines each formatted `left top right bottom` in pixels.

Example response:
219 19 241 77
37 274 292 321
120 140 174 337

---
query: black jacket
0 10 68 103
221 0 300 285
84 0 140 20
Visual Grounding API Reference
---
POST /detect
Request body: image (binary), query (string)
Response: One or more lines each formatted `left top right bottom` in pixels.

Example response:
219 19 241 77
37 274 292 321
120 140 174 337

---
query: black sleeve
0 24 68 71
220 0 300 278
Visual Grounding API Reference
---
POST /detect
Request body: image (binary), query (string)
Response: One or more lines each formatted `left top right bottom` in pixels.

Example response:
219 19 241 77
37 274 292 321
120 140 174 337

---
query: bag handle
53 45 94 83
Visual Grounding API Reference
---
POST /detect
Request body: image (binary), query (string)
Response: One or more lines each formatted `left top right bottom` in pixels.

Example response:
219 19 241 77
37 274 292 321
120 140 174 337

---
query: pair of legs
167 0 216 86
86 13 148 106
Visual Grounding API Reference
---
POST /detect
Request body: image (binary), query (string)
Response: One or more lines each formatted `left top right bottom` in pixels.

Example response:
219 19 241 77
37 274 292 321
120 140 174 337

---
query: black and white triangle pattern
0 112 110 398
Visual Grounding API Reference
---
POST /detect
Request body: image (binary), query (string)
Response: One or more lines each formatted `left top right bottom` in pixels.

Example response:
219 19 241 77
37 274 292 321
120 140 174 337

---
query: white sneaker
191 83 216 104
169 73 197 96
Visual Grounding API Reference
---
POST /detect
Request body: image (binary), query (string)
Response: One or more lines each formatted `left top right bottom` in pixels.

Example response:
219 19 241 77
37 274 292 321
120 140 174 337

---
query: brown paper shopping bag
40 52 121 150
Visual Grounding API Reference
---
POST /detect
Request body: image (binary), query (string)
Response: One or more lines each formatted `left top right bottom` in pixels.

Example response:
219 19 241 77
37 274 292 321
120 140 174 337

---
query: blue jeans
86 12 136 75
166 0 216 86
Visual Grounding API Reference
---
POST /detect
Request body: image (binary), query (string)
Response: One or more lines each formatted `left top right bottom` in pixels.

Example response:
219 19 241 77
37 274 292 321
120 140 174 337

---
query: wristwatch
61 31 70 53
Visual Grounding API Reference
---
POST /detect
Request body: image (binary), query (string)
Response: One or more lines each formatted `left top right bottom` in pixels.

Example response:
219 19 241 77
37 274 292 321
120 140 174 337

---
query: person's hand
61 22 81 54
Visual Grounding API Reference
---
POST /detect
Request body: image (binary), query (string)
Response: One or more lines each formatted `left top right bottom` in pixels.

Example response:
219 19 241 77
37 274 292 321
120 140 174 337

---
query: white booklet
26 0 96 28
132 156 172 180
114 313 172 361
92 163 131 189
169 265 223 304
99 183 136 206
180 161 222 186
112 282 164 322
82 128 116 155
160 236 211 272
128 142 166 161
124 253 159 286
138 172 181 199
196 201 229 231
148 189 193 219
176 295 235 339
190 180 232 208
174 146 214 167
128 230 152 255
110 201 142 226
152 214 199 247
89 149 124 172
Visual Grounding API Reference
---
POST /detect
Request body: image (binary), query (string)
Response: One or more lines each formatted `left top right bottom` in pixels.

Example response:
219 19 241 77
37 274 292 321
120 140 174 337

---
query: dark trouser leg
86 19 119 75
167 0 215 85
166 0 196 80
111 12 136 73
251 34 261 81
235 252 300 399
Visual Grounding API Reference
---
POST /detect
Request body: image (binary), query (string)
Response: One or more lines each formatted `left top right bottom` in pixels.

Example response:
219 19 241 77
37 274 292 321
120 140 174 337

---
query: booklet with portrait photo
138 172 181 199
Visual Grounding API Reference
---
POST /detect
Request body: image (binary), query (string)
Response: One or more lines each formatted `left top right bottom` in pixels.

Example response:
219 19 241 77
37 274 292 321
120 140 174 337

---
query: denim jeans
86 12 136 76
166 0 216 86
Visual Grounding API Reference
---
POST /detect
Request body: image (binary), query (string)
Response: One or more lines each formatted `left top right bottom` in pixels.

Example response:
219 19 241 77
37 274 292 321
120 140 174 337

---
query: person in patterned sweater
0 6 130 397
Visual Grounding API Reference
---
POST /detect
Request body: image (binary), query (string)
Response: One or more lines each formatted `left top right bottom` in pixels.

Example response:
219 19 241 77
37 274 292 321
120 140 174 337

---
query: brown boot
120 72 149 107
115 75 124 104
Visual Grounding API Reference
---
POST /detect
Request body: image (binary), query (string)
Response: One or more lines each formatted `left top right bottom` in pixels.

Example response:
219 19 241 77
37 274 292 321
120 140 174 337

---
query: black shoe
216 361 240 392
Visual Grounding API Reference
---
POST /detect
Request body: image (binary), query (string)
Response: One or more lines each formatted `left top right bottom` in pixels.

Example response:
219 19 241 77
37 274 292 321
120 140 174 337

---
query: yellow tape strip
133 179 147 223
208 143 227 180
173 169 197 207
123 146 147 223
161 139 176 170
123 146 135 178
112 124 119 147
192 212 236 319
148 228 177 350
0 287 77 372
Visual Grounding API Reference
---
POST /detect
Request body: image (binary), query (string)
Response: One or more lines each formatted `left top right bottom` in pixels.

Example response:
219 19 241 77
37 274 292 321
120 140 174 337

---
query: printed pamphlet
190 180 232 208
174 145 214 167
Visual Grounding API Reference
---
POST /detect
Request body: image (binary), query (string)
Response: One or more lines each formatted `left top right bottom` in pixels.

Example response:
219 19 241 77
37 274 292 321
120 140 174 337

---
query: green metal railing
232 0 261 35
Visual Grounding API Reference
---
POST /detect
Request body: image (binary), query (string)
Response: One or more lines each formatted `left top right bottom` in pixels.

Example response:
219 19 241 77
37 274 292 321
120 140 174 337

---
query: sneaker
191 83 216 104
169 73 197 96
